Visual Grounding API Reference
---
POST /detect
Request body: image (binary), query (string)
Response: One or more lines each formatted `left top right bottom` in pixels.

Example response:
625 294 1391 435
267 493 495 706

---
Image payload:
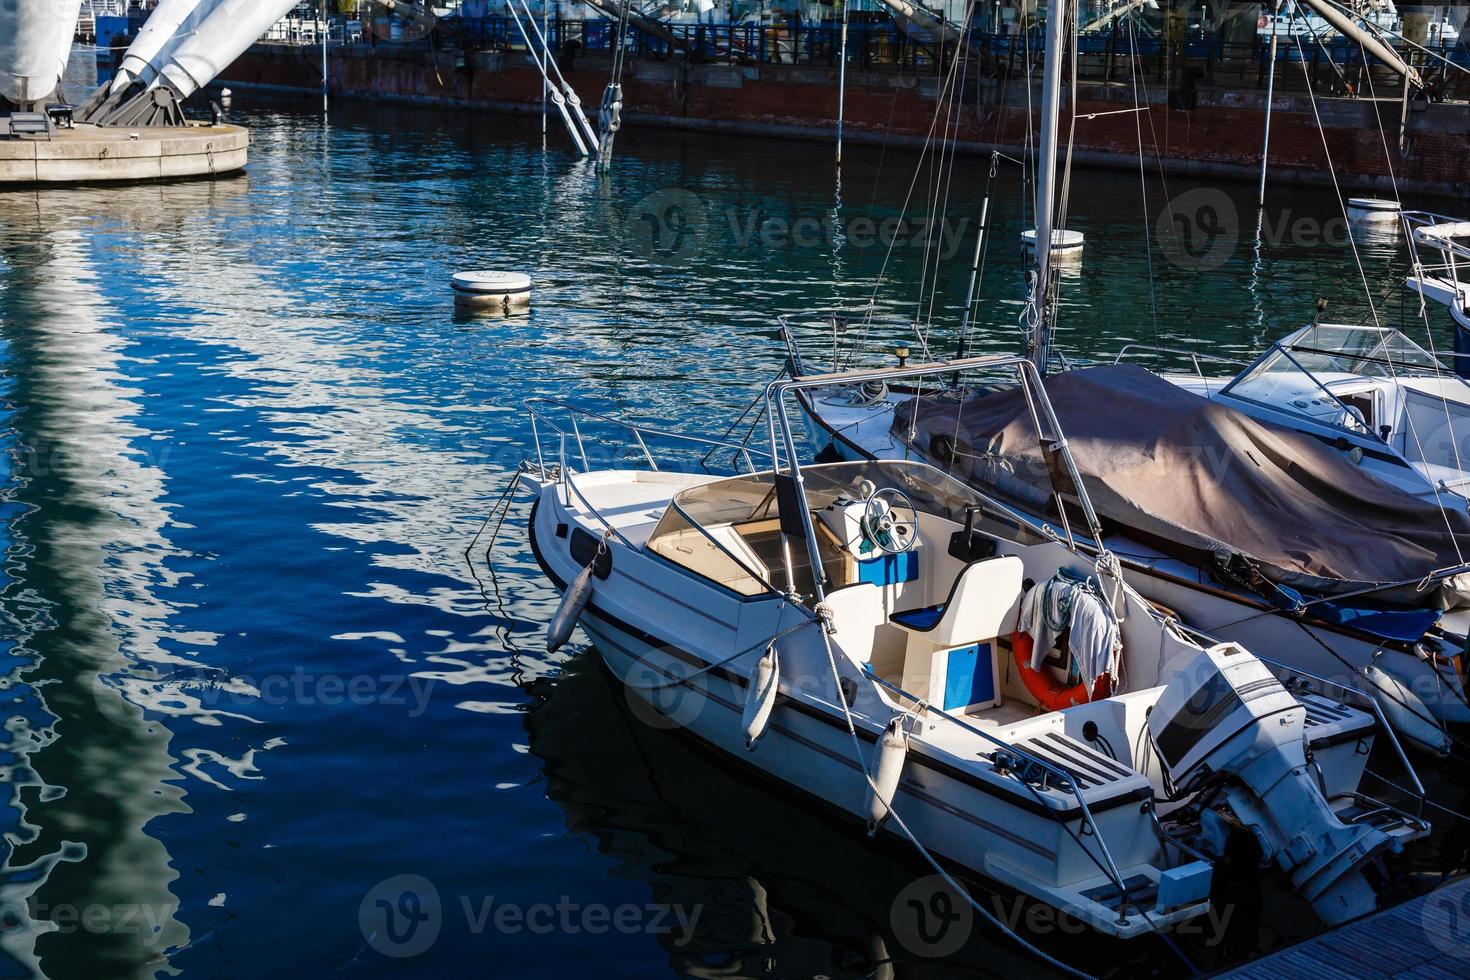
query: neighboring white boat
521 353 1428 948
1152 323 1470 506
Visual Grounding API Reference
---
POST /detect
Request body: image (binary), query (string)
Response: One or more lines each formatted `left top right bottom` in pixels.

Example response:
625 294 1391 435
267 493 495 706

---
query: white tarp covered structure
111 0 218 93
0 0 84 106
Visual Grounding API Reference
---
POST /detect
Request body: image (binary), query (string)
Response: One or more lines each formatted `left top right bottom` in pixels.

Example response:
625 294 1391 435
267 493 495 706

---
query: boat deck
1216 875 1470 978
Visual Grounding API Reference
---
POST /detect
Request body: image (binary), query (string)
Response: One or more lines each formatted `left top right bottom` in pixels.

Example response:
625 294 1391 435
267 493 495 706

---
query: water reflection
521 654 1233 979
0 201 189 978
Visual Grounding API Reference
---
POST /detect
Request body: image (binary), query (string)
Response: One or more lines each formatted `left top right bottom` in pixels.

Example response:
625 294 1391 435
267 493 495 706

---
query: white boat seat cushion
890 555 1023 648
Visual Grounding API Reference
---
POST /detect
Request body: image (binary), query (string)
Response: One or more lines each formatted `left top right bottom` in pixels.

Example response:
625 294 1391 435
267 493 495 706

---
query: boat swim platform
1216 875 1470 978
0 122 247 185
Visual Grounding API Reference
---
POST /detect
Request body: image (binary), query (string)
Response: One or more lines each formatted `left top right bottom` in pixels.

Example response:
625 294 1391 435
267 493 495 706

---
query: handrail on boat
861 666 1140 926
1111 344 1249 381
524 396 773 476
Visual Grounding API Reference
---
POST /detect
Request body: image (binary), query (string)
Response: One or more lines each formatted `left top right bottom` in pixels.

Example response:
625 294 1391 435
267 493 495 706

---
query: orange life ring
1011 630 1112 710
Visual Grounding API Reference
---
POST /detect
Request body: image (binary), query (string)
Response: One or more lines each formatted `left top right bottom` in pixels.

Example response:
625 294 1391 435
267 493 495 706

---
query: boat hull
526 484 1209 938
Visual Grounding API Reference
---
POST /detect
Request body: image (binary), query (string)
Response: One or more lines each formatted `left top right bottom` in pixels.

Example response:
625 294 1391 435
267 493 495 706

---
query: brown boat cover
893 364 1470 606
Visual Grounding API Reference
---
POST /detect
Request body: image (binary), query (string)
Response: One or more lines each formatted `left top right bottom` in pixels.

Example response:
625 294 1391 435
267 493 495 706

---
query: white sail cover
0 0 84 105
112 0 216 92
151 0 300 99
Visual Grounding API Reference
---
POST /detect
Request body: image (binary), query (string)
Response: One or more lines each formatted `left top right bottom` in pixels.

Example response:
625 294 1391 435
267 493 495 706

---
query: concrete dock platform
1217 875 1470 978
0 122 248 185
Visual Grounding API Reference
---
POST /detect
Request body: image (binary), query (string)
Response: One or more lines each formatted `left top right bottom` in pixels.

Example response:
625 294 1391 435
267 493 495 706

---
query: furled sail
150 0 301 99
111 0 218 93
0 0 84 107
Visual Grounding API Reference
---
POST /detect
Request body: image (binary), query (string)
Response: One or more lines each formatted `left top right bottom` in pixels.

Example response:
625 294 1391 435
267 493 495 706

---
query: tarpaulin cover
893 364 1470 607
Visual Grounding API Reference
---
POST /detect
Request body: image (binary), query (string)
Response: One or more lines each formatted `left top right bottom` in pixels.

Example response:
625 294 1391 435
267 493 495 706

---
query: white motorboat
1124 323 1470 508
520 353 1428 948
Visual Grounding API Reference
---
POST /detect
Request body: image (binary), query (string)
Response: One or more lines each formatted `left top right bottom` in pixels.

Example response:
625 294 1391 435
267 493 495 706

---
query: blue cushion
891 605 945 630
944 643 997 710
858 551 919 586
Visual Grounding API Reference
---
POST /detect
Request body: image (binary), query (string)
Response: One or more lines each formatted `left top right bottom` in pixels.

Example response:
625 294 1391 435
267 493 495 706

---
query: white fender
741 644 780 751
866 716 910 833
546 563 594 653
1364 663 1450 757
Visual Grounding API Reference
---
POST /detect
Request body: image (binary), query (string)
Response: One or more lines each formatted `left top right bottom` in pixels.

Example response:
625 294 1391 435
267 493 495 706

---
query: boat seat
890 556 1023 712
890 555 1023 648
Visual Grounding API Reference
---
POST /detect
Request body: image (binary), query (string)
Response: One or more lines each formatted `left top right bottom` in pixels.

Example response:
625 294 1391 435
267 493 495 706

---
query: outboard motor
1150 643 1400 926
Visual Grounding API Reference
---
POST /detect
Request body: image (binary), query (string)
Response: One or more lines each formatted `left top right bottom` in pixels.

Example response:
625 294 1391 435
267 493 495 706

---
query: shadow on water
521 648 1307 979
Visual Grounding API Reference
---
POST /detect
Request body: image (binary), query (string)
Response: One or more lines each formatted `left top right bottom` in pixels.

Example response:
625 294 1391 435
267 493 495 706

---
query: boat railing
862 667 1141 925
524 396 772 480
1404 210 1470 309
1111 344 1250 382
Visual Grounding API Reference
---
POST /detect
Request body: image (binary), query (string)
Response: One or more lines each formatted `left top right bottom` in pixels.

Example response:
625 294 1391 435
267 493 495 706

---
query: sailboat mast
1028 0 1069 376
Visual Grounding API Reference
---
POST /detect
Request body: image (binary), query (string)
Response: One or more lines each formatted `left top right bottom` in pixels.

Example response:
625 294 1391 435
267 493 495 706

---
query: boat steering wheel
861 486 919 555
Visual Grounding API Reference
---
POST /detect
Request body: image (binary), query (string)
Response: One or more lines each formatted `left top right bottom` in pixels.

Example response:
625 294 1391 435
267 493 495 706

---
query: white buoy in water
1346 197 1401 225
741 644 780 750
452 270 532 312
220 87 232 106
1021 228 1086 265
866 715 910 833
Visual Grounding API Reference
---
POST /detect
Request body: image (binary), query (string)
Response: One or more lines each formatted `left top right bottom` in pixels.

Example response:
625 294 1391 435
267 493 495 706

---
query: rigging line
1306 19 1354 94
1287 18 1468 560
1051 3 1081 334
1128 22 1162 341
1077 106 1150 120
919 11 975 341
919 7 977 347
1127 24 1175 234
863 12 978 336
1356 44 1470 542
850 91 906 371
1288 20 1379 328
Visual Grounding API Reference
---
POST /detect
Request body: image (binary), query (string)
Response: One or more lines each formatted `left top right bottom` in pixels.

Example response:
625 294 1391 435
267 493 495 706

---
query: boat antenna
1025 0 1070 376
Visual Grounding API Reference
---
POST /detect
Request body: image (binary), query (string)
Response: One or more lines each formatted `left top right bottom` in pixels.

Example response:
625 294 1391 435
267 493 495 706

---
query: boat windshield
1222 325 1448 432
645 460 987 598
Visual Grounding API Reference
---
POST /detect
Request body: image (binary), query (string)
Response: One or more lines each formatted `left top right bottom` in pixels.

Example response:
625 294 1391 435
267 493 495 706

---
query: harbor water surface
0 52 1462 979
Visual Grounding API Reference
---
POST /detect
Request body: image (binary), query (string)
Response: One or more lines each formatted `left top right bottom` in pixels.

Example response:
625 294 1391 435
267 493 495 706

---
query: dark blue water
0 49 1457 980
